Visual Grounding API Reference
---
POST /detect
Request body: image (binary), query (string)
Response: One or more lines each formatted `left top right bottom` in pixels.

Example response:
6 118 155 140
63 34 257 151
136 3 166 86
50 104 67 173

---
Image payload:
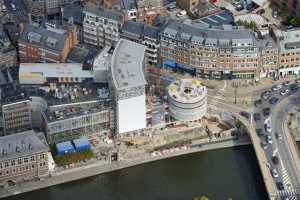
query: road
252 82 300 199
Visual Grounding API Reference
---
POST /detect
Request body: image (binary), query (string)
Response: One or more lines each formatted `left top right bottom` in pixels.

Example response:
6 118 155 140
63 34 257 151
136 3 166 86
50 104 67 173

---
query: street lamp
233 82 239 104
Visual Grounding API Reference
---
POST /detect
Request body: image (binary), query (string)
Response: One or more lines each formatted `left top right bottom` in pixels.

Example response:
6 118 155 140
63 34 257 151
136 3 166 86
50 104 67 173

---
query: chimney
19 23 24 34
28 13 32 25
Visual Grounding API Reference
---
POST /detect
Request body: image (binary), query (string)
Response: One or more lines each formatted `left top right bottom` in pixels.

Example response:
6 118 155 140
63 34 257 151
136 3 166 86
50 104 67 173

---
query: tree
193 196 210 200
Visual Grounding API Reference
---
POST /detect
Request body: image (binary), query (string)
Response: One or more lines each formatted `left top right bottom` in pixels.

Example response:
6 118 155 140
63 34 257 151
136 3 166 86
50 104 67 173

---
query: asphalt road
253 82 300 199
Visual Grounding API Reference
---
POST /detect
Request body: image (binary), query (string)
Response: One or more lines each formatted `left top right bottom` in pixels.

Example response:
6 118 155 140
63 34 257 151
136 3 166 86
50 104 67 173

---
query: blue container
72 137 91 152
56 141 75 155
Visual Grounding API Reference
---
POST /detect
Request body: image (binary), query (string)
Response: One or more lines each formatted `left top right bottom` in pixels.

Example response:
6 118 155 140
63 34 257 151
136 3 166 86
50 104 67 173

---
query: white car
271 169 279 178
176 10 187 17
266 135 272 144
280 89 290 96
272 84 282 91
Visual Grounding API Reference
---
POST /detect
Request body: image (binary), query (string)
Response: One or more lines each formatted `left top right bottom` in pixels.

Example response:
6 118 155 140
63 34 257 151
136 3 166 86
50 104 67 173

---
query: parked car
275 132 283 140
271 168 279 178
272 10 278 18
265 123 272 133
272 156 279 165
276 182 284 190
261 141 268 149
256 9 265 15
254 99 262 107
176 10 187 17
266 135 273 144
256 128 264 136
262 90 272 100
235 4 244 11
269 96 279 104
283 81 291 86
263 107 270 116
240 111 251 119
290 83 299 91
253 113 261 121
280 89 290 96
271 84 282 91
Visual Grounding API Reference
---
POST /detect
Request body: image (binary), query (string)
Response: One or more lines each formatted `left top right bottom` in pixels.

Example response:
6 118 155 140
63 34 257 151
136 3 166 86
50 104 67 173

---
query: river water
4 145 272 200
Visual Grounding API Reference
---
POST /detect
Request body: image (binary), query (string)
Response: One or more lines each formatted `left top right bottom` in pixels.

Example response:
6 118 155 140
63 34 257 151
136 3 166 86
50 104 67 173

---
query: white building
111 39 146 134
167 79 207 121
19 63 94 84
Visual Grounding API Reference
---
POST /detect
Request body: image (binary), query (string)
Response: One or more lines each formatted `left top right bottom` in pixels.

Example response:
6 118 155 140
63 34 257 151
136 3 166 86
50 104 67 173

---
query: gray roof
162 20 255 45
111 39 146 90
83 3 124 22
19 24 68 52
144 26 160 39
121 21 144 38
122 0 137 9
0 130 49 162
199 10 234 27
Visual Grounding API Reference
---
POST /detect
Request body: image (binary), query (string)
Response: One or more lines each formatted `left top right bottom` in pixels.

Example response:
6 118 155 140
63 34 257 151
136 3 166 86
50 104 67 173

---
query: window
11 160 15 166
24 158 28 163
4 162 8 168
31 156 35 162
18 158 22 165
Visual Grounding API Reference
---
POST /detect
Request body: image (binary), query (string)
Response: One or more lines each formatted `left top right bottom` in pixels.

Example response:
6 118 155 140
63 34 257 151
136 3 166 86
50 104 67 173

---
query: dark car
272 156 279 165
256 9 265 15
254 99 262 107
263 107 270 116
240 111 251 119
290 83 299 91
235 4 244 11
276 182 284 190
269 96 279 104
261 90 272 100
253 113 261 121
256 128 264 136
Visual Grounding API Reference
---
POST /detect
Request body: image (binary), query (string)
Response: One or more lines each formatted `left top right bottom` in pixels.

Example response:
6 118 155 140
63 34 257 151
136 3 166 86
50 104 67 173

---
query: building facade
0 130 49 185
160 21 261 79
83 3 126 49
111 39 147 134
0 25 17 69
18 24 77 63
42 100 114 143
136 0 164 25
1 100 32 135
176 0 199 13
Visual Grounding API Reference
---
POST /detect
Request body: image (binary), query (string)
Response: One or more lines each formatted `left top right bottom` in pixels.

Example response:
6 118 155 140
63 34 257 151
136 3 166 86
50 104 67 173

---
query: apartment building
45 0 83 14
176 0 199 13
271 0 300 17
18 24 77 63
272 29 300 77
0 25 17 69
1 99 32 135
0 130 49 185
161 21 259 79
83 3 126 49
120 20 161 66
136 0 164 25
258 38 279 78
24 0 46 14
42 100 114 143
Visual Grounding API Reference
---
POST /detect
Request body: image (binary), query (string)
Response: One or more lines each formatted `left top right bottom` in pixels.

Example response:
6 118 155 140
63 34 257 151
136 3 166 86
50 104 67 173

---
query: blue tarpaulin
72 137 91 152
56 141 75 155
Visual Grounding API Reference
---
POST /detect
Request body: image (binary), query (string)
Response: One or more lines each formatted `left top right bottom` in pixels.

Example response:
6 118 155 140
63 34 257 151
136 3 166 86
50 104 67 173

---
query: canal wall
0 138 251 199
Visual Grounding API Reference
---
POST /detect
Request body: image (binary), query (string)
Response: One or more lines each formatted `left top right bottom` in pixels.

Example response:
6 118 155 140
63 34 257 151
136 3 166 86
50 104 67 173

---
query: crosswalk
281 161 292 189
278 188 299 199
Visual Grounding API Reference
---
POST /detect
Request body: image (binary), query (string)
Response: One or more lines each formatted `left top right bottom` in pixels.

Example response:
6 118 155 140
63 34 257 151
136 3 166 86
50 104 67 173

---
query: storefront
232 71 255 79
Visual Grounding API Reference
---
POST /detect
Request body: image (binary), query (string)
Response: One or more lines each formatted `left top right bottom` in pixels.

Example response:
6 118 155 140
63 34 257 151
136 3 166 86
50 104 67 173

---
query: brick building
18 24 77 63
0 130 49 185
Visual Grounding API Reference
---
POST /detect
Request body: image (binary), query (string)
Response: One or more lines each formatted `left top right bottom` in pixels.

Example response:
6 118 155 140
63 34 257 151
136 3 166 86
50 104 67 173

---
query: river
4 145 272 200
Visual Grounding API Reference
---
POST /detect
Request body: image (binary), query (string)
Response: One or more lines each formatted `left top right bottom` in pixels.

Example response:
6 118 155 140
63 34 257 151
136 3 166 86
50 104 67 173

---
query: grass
53 149 94 167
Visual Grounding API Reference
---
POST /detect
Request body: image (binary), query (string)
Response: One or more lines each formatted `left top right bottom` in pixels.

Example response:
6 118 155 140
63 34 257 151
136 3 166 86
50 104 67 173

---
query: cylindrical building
167 79 207 121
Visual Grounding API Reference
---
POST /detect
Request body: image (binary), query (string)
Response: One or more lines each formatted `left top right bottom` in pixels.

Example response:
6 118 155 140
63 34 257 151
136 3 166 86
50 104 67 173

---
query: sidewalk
0 137 251 199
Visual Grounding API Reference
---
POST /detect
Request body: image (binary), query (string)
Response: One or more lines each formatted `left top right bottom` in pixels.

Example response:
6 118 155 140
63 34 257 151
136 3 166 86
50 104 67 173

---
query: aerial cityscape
0 0 299 199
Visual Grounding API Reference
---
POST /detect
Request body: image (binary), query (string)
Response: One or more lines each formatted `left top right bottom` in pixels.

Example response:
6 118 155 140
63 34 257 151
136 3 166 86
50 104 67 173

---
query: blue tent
72 137 91 152
56 141 75 155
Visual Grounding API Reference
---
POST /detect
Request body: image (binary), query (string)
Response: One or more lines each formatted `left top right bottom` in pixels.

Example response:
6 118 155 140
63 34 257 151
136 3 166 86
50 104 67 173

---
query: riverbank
0 137 251 199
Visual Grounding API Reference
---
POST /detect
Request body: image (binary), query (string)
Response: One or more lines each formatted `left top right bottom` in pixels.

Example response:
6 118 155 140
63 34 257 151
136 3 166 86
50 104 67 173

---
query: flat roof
0 130 49 162
19 63 94 78
111 39 146 90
